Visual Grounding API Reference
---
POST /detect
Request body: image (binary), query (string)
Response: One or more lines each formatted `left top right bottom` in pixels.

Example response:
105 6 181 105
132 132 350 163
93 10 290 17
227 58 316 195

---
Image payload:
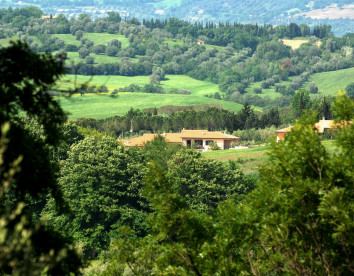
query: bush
309 82 318 94
105 45 119 56
92 44 106 54
254 87 262 94
209 141 220 150
85 56 95 64
261 80 270 89
275 84 286 92
78 47 90 59
64 44 78 52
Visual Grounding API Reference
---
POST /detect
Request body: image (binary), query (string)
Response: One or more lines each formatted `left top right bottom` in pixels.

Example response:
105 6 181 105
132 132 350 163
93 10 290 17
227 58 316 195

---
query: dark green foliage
78 46 90 59
42 136 150 258
291 88 311 118
254 40 290 61
167 150 253 213
74 105 281 137
142 135 182 170
345 82 354 97
102 94 353 275
0 41 67 199
0 41 82 274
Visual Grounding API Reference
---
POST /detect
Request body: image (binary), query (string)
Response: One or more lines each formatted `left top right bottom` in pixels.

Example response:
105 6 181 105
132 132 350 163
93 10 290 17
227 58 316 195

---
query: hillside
1 6 353 120
3 0 354 35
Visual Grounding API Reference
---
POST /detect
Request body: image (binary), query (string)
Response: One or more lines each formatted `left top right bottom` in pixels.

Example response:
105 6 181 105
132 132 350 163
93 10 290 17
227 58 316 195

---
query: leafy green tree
78 46 90 59
75 30 83 40
106 11 122 23
105 45 119 56
167 150 253 213
0 41 82 274
142 135 182 170
149 66 165 84
291 88 311 118
42 136 149 259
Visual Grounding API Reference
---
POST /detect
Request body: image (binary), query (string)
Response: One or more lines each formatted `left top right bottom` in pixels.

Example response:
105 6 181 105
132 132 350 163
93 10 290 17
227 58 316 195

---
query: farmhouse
197 40 205 45
276 118 335 142
120 130 240 150
180 129 239 150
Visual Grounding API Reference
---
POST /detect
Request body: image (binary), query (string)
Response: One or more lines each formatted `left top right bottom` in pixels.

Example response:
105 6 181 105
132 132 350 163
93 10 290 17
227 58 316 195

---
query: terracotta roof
180 130 239 139
119 133 182 147
275 126 293 133
163 133 183 143
276 119 338 134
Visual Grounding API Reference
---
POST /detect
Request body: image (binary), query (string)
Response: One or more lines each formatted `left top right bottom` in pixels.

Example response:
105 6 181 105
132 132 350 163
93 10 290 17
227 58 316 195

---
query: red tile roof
119 133 181 147
180 130 239 139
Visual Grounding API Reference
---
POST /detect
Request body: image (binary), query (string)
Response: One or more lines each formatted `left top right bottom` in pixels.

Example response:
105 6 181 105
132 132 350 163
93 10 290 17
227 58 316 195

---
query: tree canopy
0 41 82 274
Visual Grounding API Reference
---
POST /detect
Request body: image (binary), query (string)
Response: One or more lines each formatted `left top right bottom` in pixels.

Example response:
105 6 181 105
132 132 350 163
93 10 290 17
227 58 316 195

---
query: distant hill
3 0 354 35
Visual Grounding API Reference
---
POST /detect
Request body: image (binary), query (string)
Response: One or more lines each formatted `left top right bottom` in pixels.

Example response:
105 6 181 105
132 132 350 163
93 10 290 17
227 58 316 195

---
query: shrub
64 44 78 52
78 47 90 59
85 56 95 64
309 82 319 94
254 87 262 94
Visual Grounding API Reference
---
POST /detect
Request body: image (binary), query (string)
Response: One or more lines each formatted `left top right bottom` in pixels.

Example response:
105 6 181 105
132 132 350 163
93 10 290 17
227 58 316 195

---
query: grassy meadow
53 33 130 48
244 77 294 99
57 92 244 119
0 36 42 47
202 139 337 174
244 67 354 99
202 146 269 174
304 67 354 95
57 74 223 96
56 51 139 64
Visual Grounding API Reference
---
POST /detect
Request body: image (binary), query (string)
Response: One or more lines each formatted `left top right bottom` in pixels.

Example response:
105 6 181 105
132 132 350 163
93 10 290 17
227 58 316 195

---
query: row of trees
74 104 282 137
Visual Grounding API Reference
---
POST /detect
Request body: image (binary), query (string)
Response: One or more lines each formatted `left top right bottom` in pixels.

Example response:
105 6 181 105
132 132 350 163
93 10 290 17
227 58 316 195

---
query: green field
57 93 243 119
0 36 42 47
57 74 223 96
55 51 139 65
244 67 354 99
304 67 354 95
53 33 130 48
202 146 269 174
202 140 337 174
245 78 294 99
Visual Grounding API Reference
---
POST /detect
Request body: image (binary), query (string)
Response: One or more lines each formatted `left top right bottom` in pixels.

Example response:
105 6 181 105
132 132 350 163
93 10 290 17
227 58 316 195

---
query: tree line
74 104 282 137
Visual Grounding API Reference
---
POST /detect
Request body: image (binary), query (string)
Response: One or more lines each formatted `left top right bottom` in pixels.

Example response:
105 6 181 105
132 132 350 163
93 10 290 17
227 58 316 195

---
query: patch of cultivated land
54 51 139 64
294 5 354 20
57 93 244 119
57 74 223 96
202 146 269 174
202 140 337 174
304 67 354 95
282 38 322 50
53 33 130 48
245 67 354 98
0 36 43 47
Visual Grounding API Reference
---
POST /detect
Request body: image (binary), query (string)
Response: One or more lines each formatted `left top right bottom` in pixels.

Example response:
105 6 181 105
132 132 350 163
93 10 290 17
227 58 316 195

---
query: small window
205 140 214 145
